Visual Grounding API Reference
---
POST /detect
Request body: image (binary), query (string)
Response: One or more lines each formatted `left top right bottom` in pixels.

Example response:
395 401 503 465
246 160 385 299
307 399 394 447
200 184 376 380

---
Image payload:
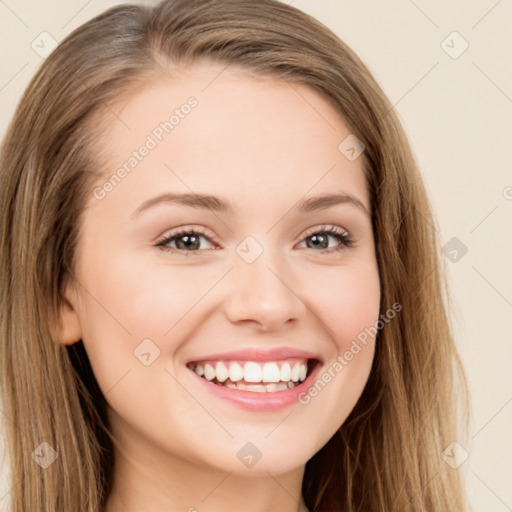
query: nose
223 245 306 332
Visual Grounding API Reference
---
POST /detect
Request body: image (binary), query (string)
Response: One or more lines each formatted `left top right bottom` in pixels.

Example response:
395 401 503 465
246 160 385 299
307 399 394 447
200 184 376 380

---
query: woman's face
62 62 380 476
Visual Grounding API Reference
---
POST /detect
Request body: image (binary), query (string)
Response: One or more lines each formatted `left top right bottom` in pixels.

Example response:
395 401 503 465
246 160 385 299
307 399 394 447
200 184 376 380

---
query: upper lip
186 347 322 364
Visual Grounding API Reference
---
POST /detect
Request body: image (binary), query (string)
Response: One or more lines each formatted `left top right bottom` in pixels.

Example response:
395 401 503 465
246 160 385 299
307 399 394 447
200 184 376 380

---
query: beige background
1 1 511 510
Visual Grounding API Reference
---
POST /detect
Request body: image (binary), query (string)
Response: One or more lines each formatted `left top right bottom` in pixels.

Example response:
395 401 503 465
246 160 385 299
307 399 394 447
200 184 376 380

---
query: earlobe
52 282 83 346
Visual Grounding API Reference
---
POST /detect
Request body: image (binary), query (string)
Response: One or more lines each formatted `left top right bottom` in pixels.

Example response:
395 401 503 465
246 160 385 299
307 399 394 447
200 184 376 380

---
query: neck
104 412 309 512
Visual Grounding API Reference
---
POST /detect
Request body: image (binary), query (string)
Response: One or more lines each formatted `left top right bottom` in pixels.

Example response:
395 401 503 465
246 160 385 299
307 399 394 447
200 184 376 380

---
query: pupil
178 235 199 250
309 234 327 249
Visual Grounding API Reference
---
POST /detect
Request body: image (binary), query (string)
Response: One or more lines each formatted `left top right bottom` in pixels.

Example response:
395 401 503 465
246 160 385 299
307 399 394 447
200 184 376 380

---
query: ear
52 279 83 346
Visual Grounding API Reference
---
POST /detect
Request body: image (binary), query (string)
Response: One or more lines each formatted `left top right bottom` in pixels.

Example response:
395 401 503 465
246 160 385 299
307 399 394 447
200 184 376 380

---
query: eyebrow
130 191 370 218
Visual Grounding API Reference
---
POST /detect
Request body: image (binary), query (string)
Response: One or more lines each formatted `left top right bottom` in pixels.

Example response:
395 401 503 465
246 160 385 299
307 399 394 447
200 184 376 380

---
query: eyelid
156 225 220 247
295 224 351 243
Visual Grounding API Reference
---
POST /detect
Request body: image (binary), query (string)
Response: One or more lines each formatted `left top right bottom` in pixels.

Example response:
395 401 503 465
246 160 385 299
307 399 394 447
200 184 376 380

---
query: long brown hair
0 0 468 510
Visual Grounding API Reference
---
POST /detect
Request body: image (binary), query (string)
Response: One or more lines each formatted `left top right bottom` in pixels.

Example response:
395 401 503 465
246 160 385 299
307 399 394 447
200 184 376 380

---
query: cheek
81 249 216 338
74 251 227 389
302 262 381 350
299 268 380 449
295 263 380 421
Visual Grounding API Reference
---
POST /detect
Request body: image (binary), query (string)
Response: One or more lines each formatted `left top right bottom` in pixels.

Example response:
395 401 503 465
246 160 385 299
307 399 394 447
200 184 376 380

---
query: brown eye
157 229 215 254
298 226 355 252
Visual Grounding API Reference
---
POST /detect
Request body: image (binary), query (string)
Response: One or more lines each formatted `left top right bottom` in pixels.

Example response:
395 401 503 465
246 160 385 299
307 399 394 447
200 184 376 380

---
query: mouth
186 358 320 393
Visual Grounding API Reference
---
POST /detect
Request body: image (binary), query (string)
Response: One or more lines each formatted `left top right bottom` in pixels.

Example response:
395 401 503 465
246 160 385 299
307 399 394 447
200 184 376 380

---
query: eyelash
155 225 356 256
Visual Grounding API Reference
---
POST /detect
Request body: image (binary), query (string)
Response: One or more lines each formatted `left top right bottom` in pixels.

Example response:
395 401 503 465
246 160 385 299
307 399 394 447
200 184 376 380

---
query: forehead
88 62 369 217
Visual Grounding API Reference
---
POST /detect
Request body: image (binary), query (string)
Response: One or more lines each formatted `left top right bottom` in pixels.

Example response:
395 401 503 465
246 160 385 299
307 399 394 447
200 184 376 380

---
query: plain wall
1 1 511 510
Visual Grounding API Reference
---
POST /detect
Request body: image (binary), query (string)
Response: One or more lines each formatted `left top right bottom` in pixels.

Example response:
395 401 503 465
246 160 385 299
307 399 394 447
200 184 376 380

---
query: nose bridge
225 235 305 329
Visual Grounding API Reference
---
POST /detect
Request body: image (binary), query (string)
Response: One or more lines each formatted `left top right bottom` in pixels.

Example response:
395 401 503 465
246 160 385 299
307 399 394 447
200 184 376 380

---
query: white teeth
290 362 301 382
227 382 284 393
244 361 262 383
215 362 229 382
190 358 313 390
280 362 291 381
204 363 216 381
228 362 244 382
247 384 267 393
261 362 281 383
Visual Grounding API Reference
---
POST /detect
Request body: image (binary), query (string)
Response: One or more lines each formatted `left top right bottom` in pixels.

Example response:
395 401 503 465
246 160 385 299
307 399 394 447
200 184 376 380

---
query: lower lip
188 361 322 412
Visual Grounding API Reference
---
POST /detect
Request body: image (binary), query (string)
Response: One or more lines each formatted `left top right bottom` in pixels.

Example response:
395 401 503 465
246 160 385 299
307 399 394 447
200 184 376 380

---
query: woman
0 0 468 510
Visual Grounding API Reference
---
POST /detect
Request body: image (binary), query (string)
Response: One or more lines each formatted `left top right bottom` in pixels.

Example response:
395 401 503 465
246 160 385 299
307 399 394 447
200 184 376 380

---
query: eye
156 227 216 255
296 225 355 253
155 224 355 255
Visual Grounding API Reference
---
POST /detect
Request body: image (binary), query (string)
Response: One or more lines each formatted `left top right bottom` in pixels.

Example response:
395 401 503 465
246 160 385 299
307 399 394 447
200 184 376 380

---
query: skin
56 62 381 512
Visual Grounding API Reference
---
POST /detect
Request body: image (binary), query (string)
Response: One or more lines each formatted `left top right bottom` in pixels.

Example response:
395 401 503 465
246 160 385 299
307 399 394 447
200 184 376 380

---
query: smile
186 358 318 393
185 347 323 411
